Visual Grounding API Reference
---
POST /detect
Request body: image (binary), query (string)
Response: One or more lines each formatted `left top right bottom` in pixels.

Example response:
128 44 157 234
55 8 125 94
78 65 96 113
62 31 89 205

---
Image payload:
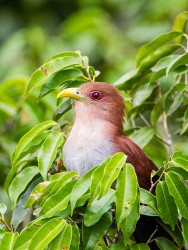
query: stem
139 112 173 150
149 157 171 193
81 58 93 82
0 218 12 232
162 112 173 154
146 225 158 245
139 113 151 127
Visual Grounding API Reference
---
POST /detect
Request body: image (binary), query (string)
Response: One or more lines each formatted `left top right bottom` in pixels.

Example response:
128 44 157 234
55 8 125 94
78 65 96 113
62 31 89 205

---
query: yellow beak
57 88 84 100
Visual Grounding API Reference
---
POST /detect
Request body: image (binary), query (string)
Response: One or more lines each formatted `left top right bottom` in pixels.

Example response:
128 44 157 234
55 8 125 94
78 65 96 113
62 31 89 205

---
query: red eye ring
89 91 102 100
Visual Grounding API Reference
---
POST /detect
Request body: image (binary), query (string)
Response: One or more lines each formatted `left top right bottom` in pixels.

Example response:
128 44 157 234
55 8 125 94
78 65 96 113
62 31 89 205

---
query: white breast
63 119 116 176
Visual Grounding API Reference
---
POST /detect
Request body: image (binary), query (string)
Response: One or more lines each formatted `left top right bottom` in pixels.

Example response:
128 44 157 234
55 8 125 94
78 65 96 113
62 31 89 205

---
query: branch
149 156 171 193
146 225 158 245
0 218 12 232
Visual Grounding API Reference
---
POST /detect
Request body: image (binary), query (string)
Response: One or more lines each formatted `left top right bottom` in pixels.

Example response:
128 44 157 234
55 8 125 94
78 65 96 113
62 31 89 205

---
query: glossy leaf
39 68 84 98
130 243 150 250
150 95 164 126
27 55 82 95
182 218 188 249
11 178 41 231
155 237 178 250
171 151 188 172
82 212 112 250
121 192 140 244
38 131 64 180
136 31 182 66
156 181 178 230
9 166 39 209
48 223 72 250
98 152 126 198
181 108 188 135
173 11 188 42
164 83 186 116
132 82 157 107
165 171 188 219
6 120 59 191
140 188 159 215
84 189 115 226
115 163 138 228
138 44 180 73
70 166 97 214
70 224 80 250
25 181 50 208
166 53 188 75
157 220 184 249
48 171 78 197
129 127 155 149
28 217 66 250
0 232 18 250
14 219 50 249
113 69 140 90
0 203 7 215
53 99 72 121
40 180 76 218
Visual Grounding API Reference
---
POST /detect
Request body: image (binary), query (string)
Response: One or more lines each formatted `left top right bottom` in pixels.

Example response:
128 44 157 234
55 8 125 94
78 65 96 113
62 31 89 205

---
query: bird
57 82 158 190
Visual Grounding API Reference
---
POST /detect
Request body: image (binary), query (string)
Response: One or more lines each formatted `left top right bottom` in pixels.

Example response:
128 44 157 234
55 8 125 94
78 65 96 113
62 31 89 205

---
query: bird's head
57 82 125 133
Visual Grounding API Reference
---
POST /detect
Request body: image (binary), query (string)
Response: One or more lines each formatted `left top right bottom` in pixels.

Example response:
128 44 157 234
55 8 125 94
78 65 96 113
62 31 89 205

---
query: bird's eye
89 91 102 100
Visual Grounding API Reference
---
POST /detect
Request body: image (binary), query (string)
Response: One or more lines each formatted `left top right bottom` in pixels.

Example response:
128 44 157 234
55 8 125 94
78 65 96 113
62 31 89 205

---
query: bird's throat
63 117 117 176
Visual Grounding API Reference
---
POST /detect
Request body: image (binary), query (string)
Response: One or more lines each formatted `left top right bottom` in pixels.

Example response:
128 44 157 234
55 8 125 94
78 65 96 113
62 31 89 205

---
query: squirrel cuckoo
57 82 157 190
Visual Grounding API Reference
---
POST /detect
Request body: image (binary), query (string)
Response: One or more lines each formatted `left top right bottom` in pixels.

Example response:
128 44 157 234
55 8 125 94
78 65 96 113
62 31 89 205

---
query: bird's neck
63 112 120 176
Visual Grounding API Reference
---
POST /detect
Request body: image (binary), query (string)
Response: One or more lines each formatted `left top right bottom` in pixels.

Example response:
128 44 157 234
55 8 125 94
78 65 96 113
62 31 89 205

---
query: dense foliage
0 8 188 250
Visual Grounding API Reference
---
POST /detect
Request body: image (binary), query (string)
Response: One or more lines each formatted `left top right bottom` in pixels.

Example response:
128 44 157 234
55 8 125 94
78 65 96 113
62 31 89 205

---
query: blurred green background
0 0 187 212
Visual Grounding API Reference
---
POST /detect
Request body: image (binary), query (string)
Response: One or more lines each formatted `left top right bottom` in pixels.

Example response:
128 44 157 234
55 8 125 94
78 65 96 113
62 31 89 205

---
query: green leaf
140 188 159 215
53 99 72 121
155 237 178 250
132 82 157 107
166 53 188 75
9 166 39 209
11 178 41 231
181 108 188 135
39 68 84 98
14 219 50 249
40 180 77 218
113 69 140 90
48 223 72 250
0 203 7 215
70 224 80 250
84 189 115 226
98 152 126 198
129 127 155 149
70 166 97 214
38 131 64 180
130 243 150 250
173 11 188 42
28 218 66 250
115 163 138 228
27 55 82 95
164 83 186 116
82 212 112 250
121 192 140 244
0 232 18 250
157 220 183 249
150 95 165 126
6 120 59 191
136 31 182 66
182 218 188 249
138 44 181 73
165 171 188 219
171 151 188 172
25 181 50 208
156 181 178 230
